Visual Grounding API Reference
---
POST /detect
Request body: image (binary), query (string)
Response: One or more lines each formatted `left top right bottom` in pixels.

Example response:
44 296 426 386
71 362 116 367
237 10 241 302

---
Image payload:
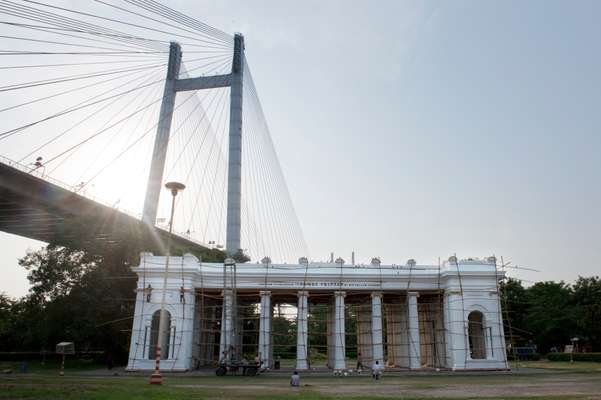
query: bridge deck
0 161 209 256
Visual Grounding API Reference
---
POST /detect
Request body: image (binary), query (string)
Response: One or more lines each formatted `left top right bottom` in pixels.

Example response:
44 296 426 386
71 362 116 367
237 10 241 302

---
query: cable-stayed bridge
0 0 308 263
0 3 517 376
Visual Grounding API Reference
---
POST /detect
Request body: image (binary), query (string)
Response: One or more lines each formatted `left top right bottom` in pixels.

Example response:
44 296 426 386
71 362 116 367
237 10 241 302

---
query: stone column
126 286 149 370
407 291 421 369
333 291 346 370
443 291 465 370
296 290 309 370
371 292 384 369
191 296 202 366
179 289 196 370
219 289 234 362
258 290 272 368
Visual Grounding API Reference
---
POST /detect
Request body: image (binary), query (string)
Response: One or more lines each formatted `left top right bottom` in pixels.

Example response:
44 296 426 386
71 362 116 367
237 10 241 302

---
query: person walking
356 352 364 374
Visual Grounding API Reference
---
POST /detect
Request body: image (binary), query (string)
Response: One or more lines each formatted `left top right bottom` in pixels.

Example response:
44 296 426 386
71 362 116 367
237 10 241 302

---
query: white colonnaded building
126 254 508 372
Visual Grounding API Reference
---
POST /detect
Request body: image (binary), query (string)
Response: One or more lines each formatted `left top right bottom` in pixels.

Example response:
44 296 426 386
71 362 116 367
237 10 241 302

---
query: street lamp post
149 181 185 385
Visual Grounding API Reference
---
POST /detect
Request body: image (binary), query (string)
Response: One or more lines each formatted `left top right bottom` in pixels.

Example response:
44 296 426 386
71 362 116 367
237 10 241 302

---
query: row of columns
222 290 423 370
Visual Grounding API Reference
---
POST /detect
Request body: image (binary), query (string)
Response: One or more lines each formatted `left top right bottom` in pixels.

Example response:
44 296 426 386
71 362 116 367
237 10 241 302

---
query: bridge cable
0 20 180 50
21 0 231 47
243 64 309 260
0 64 166 141
124 0 232 43
0 54 224 115
180 90 227 240
247 67 309 258
0 61 166 93
0 2 162 51
0 20 169 52
15 68 164 163
70 70 165 182
93 0 232 49
23 0 232 48
76 91 200 192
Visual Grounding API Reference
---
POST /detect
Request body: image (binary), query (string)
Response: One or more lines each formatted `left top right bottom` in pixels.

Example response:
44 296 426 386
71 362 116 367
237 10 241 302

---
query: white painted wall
126 253 196 371
126 253 508 371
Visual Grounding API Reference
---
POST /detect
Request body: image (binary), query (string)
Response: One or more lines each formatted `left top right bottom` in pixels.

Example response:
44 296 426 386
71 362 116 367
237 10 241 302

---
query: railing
0 155 141 218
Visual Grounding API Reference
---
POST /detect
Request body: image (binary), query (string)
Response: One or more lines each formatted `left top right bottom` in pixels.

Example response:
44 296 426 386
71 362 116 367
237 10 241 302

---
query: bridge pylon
142 34 245 256
142 42 182 228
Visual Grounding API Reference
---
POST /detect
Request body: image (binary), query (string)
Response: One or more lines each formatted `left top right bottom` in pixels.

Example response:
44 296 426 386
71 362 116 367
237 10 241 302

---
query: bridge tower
142 42 182 229
142 34 245 256
225 34 244 257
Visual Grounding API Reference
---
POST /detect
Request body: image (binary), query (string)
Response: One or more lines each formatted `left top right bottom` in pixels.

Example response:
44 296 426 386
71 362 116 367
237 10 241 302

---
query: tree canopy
501 277 601 353
0 219 226 363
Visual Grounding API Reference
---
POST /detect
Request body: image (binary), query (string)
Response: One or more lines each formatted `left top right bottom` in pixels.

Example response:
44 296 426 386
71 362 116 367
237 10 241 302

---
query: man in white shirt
372 360 383 380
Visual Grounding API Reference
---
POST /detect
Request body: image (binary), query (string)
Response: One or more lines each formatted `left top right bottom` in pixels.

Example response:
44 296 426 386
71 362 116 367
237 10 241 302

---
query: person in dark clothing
106 351 114 370
356 352 364 373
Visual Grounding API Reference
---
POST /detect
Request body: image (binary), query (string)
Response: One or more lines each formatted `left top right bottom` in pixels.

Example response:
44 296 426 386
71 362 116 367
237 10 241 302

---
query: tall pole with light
149 181 185 385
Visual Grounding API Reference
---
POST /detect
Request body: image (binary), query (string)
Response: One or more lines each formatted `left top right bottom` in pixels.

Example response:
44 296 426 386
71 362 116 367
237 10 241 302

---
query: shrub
547 352 601 362
508 352 541 361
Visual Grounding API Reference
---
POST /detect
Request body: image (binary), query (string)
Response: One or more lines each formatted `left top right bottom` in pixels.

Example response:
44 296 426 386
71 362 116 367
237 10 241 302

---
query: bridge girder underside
0 162 210 258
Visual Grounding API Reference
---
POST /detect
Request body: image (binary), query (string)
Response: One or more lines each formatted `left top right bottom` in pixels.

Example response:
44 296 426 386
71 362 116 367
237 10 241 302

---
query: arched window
468 311 486 359
149 310 171 360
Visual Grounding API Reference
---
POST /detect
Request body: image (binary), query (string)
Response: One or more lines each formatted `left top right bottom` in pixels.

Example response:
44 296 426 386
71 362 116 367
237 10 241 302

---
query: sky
1 0 601 297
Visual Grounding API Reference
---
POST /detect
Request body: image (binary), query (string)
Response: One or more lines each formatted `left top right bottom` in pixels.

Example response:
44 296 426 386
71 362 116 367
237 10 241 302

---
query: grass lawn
515 360 601 371
1 361 601 399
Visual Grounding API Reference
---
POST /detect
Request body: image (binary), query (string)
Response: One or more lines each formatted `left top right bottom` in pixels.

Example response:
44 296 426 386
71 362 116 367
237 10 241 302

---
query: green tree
499 278 531 345
9 245 135 361
272 306 296 359
0 293 14 346
18 245 99 302
571 276 601 351
524 281 575 353
9 226 225 363
308 303 327 359
241 303 259 359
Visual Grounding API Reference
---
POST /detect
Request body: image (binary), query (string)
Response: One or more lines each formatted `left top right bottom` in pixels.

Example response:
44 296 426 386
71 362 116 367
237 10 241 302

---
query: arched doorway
467 311 486 359
149 310 171 359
